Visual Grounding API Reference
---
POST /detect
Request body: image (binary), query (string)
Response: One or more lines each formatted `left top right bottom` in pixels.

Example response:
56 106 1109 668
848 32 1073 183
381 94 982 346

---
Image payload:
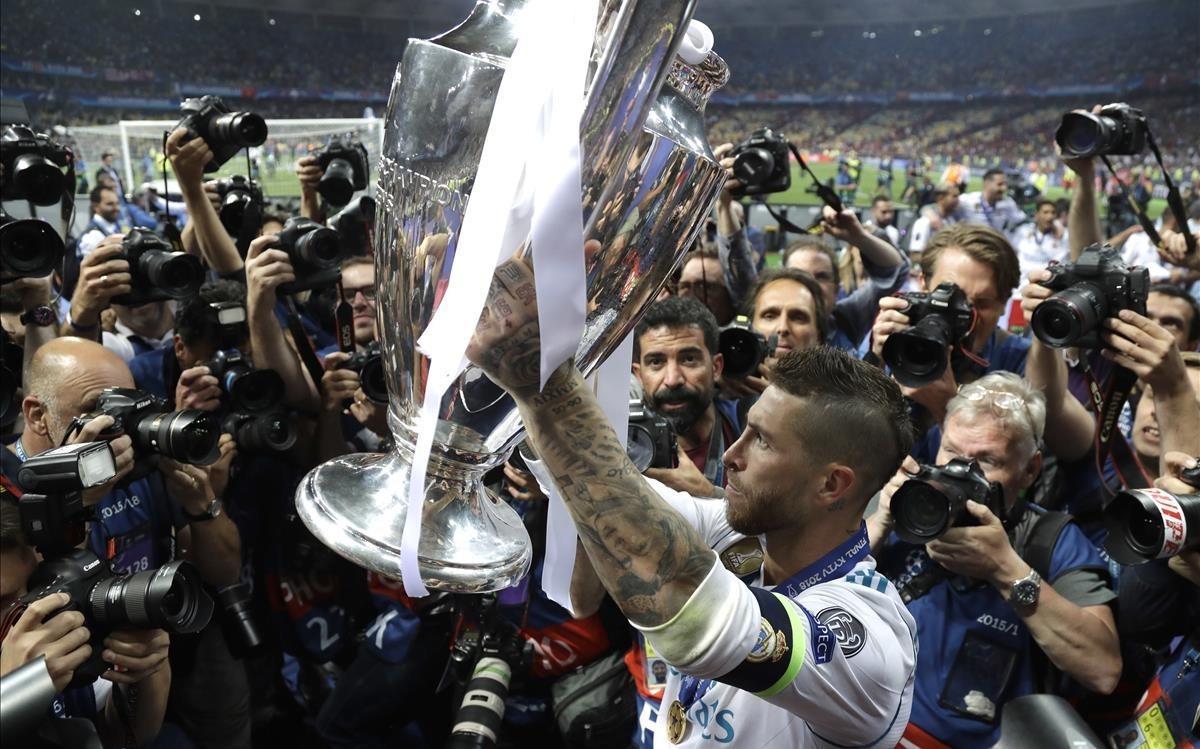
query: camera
275 216 346 294
340 341 387 403
891 458 1005 544
176 96 267 173
0 213 65 280
72 388 221 476
1 331 22 428
446 593 531 749
222 411 297 455
205 349 285 414
1006 170 1041 208
0 124 72 206
213 175 262 236
627 399 678 472
1102 467 1200 565
882 282 977 388
329 195 376 256
1055 103 1147 159
1030 243 1149 350
111 227 206 307
314 138 370 207
16 442 116 554
728 128 792 198
9 549 212 687
719 315 777 379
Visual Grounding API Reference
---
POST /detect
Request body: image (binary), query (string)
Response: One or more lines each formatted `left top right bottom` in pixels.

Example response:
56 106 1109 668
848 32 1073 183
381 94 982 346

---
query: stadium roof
158 0 1177 28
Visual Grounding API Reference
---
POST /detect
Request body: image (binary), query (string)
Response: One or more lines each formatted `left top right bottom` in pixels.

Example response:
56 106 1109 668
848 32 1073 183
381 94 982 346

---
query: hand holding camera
1099 309 1187 396
925 500 1023 587
711 142 741 209
320 351 361 413
296 154 323 193
174 96 266 173
100 627 169 685
0 593 91 693
165 127 214 193
159 457 217 516
175 365 222 412
69 236 132 328
244 233 294 312
819 204 867 243
66 415 136 505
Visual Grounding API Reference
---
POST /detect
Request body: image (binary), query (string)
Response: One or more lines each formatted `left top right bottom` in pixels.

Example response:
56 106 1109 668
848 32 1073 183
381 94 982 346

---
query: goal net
68 118 384 202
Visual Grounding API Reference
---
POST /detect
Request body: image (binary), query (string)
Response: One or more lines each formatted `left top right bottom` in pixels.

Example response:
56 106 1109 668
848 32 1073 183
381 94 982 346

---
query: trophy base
296 451 532 593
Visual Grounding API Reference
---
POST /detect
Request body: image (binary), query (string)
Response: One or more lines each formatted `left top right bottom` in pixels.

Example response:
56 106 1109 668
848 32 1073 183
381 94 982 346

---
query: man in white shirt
467 262 919 749
954 169 1027 238
77 186 132 258
1012 198 1070 286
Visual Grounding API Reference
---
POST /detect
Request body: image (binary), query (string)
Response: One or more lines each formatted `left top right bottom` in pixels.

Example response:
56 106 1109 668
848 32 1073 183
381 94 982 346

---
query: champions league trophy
296 0 728 592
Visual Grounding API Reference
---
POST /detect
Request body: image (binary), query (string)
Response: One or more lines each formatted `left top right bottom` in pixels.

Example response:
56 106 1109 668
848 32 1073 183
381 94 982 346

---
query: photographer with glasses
867 373 1120 748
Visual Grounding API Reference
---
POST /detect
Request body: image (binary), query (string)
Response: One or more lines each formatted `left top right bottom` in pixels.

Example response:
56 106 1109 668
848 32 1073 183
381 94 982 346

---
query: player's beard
724 475 797 537
646 384 710 436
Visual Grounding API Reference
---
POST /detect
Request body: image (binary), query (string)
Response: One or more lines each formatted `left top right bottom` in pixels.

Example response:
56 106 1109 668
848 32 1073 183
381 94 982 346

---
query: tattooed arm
466 252 715 627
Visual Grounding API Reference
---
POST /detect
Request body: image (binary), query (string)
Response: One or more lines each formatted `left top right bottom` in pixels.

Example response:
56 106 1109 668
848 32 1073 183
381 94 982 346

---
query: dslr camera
890 457 1005 544
627 399 678 472
213 175 262 236
111 227 206 306
1030 243 1149 350
276 216 347 294
719 315 777 379
72 388 221 478
0 124 72 205
176 96 268 173
882 282 976 388
1055 103 1147 160
314 137 370 207
0 212 65 280
329 195 376 256
3 443 214 688
206 348 285 414
728 128 792 198
340 341 388 403
1103 466 1200 565
222 411 297 455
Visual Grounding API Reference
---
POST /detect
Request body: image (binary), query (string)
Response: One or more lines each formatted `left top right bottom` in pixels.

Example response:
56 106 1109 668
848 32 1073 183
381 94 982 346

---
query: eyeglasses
957 384 1027 418
344 285 377 302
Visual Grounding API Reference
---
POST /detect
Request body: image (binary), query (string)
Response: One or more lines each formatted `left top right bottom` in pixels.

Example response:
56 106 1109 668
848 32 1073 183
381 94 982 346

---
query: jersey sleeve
637 561 913 747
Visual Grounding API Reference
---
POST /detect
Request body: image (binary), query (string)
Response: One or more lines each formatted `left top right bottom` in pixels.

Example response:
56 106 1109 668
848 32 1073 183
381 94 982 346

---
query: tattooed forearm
515 365 714 627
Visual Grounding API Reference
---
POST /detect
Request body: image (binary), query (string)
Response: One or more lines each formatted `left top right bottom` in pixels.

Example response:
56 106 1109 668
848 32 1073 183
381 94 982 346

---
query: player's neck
760 516 861 587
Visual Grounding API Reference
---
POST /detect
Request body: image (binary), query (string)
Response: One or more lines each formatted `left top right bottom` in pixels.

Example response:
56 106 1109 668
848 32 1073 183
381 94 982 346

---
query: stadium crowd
2 1 1200 749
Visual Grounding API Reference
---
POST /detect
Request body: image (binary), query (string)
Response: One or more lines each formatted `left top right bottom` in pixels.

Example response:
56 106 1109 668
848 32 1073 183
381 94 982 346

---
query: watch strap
20 305 57 327
183 498 222 522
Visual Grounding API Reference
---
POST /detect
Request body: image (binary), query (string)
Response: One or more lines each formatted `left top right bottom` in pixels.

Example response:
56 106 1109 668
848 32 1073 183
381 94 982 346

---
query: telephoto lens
319 157 357 207
1030 283 1108 349
881 282 976 388
0 215 65 279
132 409 221 465
1054 104 1147 159
1103 487 1200 565
210 111 268 148
141 250 206 298
89 559 214 634
446 656 513 749
207 349 284 413
216 582 264 655
718 318 775 379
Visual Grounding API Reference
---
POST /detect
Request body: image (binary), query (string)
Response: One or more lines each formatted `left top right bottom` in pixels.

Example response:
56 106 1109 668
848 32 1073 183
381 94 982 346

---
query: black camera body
882 282 976 388
176 96 267 173
891 458 1005 544
314 138 370 207
329 195 376 256
13 549 212 688
729 128 792 198
341 341 388 403
0 213 65 281
213 175 263 236
73 388 221 476
111 227 206 307
1031 243 1149 350
222 411 297 455
627 400 678 472
719 315 777 379
206 349 284 414
1055 103 1147 159
1 124 72 205
276 216 346 294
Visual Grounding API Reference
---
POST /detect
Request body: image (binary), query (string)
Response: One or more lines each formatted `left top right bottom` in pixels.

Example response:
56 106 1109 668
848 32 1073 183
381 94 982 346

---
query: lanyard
12 439 27 463
702 415 727 488
675 524 872 714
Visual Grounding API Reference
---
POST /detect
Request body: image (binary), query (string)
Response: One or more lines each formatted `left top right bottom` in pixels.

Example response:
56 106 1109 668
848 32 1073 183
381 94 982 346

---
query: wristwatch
19 305 57 327
183 497 223 523
1010 567 1042 607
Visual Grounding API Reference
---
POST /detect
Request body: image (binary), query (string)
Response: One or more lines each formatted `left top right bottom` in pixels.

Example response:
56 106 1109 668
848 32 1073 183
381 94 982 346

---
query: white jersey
1012 222 1070 286
641 479 917 749
956 192 1027 238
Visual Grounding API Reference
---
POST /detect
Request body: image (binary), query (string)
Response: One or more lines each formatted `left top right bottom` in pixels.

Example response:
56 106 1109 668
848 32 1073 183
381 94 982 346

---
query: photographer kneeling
867 372 1121 747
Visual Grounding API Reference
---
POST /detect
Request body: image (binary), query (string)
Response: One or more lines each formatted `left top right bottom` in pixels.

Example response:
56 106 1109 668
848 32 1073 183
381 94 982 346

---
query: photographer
785 204 909 353
469 244 920 749
76 188 131 259
61 235 130 342
870 223 1028 430
165 127 243 275
295 154 325 224
868 373 1121 747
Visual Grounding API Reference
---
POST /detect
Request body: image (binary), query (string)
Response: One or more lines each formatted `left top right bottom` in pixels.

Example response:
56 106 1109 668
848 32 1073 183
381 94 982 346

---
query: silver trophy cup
297 0 728 592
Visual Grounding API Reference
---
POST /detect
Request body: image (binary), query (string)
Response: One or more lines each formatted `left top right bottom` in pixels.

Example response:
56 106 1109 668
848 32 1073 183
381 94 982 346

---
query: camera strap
282 297 328 397
757 144 846 236
1100 130 1196 256
235 149 262 258
1081 359 1152 493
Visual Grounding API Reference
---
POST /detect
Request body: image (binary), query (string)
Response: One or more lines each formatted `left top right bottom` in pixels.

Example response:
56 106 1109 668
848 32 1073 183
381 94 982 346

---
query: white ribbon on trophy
403 0 598 596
